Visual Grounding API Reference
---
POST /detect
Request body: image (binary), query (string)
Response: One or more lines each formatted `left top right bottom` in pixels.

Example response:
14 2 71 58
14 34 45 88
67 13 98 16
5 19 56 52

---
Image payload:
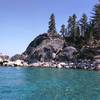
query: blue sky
0 0 98 56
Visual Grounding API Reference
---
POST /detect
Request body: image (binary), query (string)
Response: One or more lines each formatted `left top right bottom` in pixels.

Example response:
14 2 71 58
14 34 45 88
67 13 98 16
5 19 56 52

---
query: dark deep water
0 67 100 100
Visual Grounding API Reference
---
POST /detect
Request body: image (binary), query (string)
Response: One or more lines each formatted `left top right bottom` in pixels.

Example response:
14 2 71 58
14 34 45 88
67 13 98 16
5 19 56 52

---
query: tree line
47 1 100 47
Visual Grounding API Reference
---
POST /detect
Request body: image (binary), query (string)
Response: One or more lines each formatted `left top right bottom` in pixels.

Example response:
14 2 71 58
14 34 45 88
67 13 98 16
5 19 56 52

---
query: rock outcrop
0 53 9 61
20 33 77 63
0 53 9 66
10 32 99 66
56 46 77 62
23 33 64 63
11 54 27 61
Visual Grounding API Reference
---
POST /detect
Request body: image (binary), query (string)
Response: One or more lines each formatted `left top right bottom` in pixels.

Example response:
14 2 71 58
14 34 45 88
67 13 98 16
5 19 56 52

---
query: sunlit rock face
11 33 78 64
23 33 66 63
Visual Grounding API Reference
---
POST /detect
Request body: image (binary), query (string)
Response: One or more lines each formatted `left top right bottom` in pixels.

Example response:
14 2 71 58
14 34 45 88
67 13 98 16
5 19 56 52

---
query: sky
0 0 98 56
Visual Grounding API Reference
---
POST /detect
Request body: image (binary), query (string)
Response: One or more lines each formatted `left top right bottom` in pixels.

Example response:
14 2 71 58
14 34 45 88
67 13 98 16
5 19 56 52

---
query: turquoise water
0 67 100 100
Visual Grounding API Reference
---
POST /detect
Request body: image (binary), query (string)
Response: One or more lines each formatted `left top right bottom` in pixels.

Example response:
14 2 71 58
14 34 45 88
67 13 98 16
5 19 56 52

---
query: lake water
0 67 100 100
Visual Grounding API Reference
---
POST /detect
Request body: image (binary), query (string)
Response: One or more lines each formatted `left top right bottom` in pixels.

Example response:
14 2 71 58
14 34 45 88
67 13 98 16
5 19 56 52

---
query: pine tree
87 21 94 40
48 13 57 35
92 1 100 39
67 16 73 36
60 24 65 37
72 14 77 38
64 28 68 37
67 14 77 41
80 13 88 38
76 22 80 38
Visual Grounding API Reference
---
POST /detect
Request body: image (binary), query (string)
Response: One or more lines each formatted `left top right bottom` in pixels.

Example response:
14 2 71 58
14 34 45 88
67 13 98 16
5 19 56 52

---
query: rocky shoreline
0 58 100 71
0 33 99 71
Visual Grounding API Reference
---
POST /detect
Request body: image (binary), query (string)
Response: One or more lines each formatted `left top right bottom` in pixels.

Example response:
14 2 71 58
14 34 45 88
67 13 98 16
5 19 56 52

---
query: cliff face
21 33 77 63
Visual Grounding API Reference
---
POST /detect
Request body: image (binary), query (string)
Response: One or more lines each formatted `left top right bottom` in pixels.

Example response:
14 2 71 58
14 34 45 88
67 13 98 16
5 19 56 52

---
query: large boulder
56 46 78 62
11 54 27 61
23 33 66 63
24 33 49 55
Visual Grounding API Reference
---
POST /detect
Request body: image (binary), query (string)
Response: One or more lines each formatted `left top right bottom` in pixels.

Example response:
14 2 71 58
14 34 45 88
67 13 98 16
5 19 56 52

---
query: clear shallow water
0 67 100 100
